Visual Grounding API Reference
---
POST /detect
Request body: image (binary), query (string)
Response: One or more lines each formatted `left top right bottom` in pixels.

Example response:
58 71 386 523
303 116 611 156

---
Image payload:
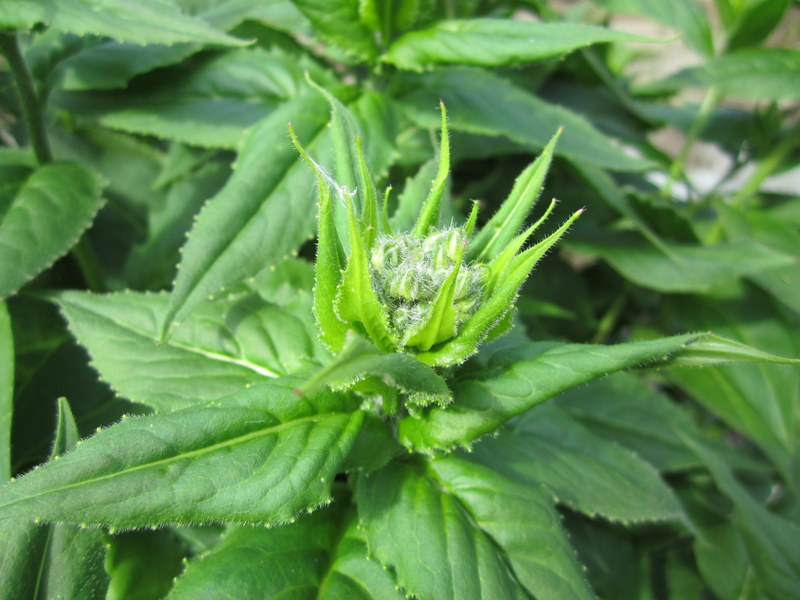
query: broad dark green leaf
569 231 795 292
467 404 684 524
0 302 11 480
726 0 790 50
590 0 713 55
556 373 764 473
682 434 800 599
291 0 378 61
161 92 330 337
0 380 364 527
58 289 324 412
106 530 187 600
666 289 800 487
667 48 800 100
357 460 528 600
168 496 403 600
396 68 652 171
399 333 702 452
58 47 328 148
429 455 596 600
1 400 109 600
693 521 751 600
0 0 245 46
384 18 655 70
0 162 104 300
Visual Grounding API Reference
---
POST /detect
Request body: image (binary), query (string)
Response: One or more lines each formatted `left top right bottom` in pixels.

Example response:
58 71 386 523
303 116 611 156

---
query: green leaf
469 128 560 262
0 0 245 46
693 520 751 600
467 404 684 524
0 380 364 527
590 0 713 55
390 158 438 232
666 289 800 487
556 373 764 473
357 459 528 600
107 530 187 600
0 163 104 301
161 92 330 338
726 0 790 50
569 231 795 292
396 68 652 171
681 433 800 599
0 399 110 600
168 493 403 600
429 455 596 600
59 47 326 148
666 48 800 100
58 289 323 412
291 0 378 61
412 101 450 236
0 302 11 481
384 18 656 70
300 333 451 408
400 334 704 451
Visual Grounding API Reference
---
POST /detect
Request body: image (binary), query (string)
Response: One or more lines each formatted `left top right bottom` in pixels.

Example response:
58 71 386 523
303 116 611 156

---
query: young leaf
0 163 104 301
467 404 684 524
383 19 657 70
429 455 596 600
106 530 186 600
0 0 246 46
58 290 323 412
357 459 529 600
0 380 365 528
469 128 561 263
160 92 330 339
299 333 451 408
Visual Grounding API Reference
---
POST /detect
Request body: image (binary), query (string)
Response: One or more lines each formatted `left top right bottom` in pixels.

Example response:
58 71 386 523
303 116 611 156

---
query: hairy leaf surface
0 381 364 527
58 290 323 412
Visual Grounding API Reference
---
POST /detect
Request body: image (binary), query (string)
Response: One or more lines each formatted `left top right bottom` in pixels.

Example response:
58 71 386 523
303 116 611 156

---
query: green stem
1 31 106 292
663 87 723 198
0 32 52 165
731 123 800 205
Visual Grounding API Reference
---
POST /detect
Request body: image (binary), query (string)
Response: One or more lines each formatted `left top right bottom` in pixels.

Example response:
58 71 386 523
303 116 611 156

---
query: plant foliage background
1 0 799 599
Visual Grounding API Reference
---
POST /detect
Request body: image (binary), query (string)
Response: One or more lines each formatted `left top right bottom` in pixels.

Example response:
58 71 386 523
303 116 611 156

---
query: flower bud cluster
369 229 487 344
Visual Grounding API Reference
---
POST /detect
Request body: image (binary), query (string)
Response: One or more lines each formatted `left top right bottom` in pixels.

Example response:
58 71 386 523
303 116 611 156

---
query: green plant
1 1 799 599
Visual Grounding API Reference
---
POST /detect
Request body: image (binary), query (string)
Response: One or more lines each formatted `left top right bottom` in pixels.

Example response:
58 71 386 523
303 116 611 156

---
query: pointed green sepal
416 210 583 366
335 194 395 352
289 124 349 352
469 128 562 262
355 136 379 249
404 240 467 351
412 102 450 237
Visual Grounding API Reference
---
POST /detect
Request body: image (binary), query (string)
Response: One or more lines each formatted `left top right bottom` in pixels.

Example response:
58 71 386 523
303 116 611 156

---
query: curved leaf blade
357 459 528 600
161 93 330 339
57 290 323 412
0 381 364 528
0 163 104 301
384 18 656 70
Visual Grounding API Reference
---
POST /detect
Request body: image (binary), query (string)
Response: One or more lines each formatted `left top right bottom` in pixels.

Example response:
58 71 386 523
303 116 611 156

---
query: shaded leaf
0 0 245 46
396 68 652 171
0 163 104 300
291 0 378 61
0 303 11 480
107 530 187 600
468 404 684 523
